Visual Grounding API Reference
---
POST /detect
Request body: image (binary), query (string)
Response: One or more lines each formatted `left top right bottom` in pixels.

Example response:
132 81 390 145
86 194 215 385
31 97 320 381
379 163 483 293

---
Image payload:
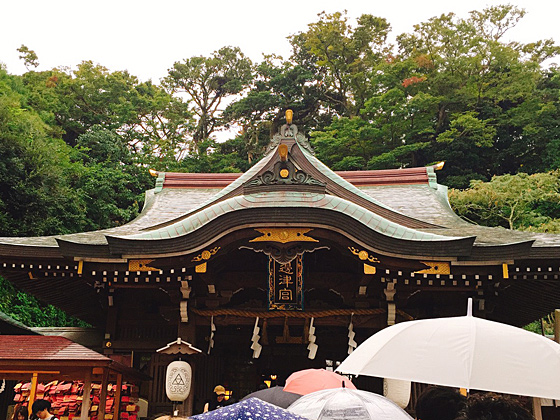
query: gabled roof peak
265 121 315 156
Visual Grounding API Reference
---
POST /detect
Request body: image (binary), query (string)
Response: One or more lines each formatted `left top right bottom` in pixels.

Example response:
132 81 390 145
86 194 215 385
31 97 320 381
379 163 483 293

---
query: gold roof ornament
434 161 445 170
149 169 158 177
286 109 293 125
278 144 288 162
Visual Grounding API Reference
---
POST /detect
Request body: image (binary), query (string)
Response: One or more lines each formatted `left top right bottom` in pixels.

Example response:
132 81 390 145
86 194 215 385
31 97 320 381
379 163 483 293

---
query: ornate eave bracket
245 125 324 194
240 243 329 265
243 158 326 194
241 228 329 264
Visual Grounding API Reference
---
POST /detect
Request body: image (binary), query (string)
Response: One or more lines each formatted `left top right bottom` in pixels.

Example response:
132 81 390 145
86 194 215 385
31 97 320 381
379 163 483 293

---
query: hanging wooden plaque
268 255 303 310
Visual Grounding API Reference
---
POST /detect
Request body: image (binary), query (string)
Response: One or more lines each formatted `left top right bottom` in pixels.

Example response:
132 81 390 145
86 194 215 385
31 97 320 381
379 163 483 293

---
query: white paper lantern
166 361 192 402
383 378 411 409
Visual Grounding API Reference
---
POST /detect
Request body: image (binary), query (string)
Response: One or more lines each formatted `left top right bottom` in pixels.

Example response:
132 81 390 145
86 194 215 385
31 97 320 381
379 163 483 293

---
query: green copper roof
125 191 464 242
299 146 407 213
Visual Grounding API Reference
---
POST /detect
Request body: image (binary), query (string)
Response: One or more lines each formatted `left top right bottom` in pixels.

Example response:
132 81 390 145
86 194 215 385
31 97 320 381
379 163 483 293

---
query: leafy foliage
0 69 86 236
290 11 392 117
449 171 560 231
17 45 39 70
0 276 89 327
164 46 252 147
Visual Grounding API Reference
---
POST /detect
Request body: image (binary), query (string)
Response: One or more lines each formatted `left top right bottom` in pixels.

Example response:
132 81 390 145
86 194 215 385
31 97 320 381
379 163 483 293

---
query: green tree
164 46 253 146
0 69 86 236
449 171 560 231
290 11 391 117
224 55 326 163
309 6 560 188
124 81 194 168
73 127 153 229
0 276 88 327
311 116 376 170
395 5 557 186
20 62 193 166
41 61 144 144
17 44 39 70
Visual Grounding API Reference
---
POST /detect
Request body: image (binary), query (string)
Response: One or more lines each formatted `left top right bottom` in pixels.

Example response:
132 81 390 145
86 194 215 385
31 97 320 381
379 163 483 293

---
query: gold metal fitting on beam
415 261 450 275
195 262 207 273
192 247 221 262
250 228 318 244
364 264 376 275
348 247 380 264
502 263 509 279
129 259 158 272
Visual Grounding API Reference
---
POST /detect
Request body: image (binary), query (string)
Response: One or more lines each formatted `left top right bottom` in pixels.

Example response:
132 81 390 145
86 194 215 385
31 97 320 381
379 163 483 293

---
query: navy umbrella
242 386 302 408
193 397 309 420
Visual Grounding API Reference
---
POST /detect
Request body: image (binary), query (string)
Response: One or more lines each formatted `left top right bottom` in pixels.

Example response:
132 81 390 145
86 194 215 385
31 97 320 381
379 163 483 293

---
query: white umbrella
336 298 560 400
287 388 413 420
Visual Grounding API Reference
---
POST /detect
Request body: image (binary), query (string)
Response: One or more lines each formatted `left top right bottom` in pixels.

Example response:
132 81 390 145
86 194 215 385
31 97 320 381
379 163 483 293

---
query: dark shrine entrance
192 322 383 414
187 244 388 413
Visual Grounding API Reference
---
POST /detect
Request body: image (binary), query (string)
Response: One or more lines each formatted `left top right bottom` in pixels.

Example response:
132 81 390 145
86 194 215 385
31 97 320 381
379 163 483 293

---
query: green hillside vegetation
1 5 560 327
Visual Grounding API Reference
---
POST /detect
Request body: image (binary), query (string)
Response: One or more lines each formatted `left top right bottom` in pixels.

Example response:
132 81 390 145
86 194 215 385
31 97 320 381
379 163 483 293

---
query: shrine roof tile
0 336 109 361
1 179 560 253
124 192 462 243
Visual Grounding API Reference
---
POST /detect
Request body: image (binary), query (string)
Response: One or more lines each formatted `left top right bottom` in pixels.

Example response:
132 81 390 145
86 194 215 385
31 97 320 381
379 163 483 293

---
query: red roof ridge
160 166 431 189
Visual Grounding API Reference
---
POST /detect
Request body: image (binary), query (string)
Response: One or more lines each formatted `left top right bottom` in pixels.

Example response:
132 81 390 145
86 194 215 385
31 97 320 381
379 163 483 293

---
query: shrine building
1 113 560 415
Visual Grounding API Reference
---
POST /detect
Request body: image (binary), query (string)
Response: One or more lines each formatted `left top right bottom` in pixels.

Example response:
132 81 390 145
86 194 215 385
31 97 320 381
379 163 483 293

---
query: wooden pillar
533 307 553 420
113 373 123 420
98 368 110 420
178 308 197 416
80 369 92 420
105 300 118 355
533 398 543 420
554 309 560 343
185 362 195 416
27 372 39 416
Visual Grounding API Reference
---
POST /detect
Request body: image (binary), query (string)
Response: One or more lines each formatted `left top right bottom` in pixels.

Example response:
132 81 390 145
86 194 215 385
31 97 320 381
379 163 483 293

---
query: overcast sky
1 0 559 83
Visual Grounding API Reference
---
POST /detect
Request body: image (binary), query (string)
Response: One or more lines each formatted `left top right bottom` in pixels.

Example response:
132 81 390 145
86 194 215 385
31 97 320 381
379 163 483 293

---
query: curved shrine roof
0 124 559 261
2 122 560 328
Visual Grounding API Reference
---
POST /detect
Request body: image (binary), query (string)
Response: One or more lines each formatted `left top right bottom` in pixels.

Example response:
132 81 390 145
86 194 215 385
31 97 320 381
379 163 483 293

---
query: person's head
153 416 189 420
415 386 466 420
456 393 534 420
214 385 226 402
31 399 51 420
12 405 28 420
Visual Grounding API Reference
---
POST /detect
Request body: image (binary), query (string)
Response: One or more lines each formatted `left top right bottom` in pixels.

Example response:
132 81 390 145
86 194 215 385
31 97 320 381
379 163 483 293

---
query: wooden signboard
268 255 303 310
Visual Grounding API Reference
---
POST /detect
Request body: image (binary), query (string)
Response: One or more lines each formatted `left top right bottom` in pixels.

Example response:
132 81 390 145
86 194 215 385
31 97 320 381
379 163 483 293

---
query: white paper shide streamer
307 317 318 359
207 316 216 355
348 315 357 354
251 317 262 358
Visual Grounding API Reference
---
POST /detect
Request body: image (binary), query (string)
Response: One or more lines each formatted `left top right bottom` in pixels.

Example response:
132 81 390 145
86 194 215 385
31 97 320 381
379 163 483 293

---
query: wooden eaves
0 335 148 419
